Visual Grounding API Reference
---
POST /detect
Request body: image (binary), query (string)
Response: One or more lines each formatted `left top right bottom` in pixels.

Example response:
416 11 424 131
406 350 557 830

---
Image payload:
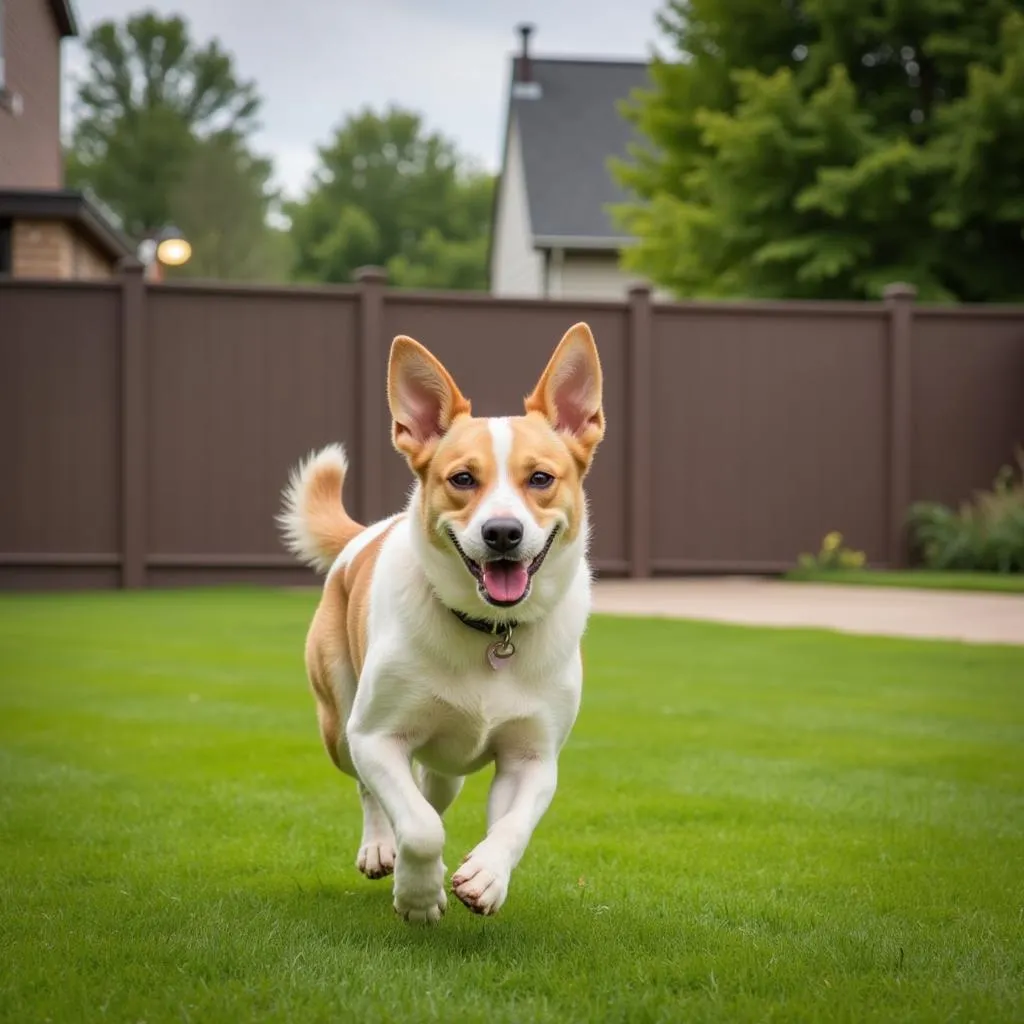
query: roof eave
50 0 78 37
0 189 135 262
533 234 633 252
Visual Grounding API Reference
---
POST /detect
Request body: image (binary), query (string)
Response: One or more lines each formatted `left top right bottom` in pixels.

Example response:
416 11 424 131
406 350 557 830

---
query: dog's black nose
482 517 523 555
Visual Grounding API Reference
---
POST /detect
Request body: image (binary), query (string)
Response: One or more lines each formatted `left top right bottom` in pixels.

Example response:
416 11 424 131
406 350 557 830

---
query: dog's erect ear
388 335 471 465
525 323 604 466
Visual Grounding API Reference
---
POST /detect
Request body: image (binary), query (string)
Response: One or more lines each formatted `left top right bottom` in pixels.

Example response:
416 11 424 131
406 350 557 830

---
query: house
0 0 132 278
489 25 657 301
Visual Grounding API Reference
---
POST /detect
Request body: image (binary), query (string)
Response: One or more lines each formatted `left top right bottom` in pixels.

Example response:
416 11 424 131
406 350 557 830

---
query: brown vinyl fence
1 268 1023 590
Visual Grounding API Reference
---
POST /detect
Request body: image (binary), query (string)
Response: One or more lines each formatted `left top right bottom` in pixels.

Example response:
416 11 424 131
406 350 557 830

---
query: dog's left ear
525 322 604 467
388 335 471 468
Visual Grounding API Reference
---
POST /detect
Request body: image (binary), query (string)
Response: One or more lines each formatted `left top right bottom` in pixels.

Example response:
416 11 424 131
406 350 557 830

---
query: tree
66 12 260 239
288 107 493 289
167 135 291 283
613 1 1024 301
387 231 490 290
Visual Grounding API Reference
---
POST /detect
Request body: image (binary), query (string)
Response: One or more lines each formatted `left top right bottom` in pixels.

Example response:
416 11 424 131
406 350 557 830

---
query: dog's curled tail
277 444 364 573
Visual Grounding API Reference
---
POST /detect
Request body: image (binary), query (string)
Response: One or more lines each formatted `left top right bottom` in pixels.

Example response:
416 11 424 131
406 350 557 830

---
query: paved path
592 577 1024 646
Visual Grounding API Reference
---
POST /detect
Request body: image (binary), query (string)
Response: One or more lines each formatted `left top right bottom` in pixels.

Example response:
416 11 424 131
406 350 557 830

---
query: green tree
167 134 291 283
613 1 1024 301
387 231 490 290
288 107 493 289
66 12 260 239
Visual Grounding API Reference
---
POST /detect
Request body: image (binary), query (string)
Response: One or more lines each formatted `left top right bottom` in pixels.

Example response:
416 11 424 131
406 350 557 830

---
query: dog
277 322 604 922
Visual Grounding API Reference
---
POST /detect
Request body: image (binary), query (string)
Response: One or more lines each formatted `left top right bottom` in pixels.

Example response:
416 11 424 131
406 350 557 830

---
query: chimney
512 24 542 99
517 23 534 82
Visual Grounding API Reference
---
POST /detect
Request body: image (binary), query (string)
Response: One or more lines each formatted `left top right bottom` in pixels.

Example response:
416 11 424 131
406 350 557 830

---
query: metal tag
487 639 516 670
486 625 516 671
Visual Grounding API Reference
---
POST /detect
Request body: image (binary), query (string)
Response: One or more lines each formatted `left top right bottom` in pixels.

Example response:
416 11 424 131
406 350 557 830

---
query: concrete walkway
592 577 1024 646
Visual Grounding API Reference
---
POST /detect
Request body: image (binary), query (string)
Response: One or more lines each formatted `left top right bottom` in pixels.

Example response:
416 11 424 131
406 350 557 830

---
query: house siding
552 250 655 300
0 0 63 189
490 119 543 297
12 218 69 276
70 229 116 278
11 218 116 279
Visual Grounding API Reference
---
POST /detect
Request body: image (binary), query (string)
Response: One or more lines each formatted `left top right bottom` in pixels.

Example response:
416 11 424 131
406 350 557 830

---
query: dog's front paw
393 856 447 924
357 840 396 880
452 842 511 916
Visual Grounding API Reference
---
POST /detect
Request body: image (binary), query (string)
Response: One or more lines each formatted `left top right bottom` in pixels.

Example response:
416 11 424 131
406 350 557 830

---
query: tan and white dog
278 322 604 923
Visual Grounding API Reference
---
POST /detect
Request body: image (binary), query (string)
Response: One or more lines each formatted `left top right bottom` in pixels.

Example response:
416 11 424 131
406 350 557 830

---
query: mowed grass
1 589 1023 1024
784 568 1024 593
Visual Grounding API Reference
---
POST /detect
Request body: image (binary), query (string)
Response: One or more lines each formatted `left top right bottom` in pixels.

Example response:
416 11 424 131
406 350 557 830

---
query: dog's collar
450 608 518 636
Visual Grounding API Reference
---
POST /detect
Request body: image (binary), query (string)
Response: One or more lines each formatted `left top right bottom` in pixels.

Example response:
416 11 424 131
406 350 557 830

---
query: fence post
627 283 653 578
355 266 388 524
884 282 916 569
120 259 147 588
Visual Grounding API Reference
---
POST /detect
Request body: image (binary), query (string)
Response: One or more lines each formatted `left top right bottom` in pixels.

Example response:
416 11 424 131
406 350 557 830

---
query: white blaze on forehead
486 417 516 514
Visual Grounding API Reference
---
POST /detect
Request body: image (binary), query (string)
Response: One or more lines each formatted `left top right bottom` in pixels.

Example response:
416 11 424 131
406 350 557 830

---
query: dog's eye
448 471 476 489
528 471 555 489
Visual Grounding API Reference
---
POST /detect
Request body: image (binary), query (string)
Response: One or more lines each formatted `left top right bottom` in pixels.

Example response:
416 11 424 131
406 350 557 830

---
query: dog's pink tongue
482 561 529 603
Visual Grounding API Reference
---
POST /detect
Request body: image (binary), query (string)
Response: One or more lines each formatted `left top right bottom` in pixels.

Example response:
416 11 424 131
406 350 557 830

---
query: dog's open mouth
446 527 559 607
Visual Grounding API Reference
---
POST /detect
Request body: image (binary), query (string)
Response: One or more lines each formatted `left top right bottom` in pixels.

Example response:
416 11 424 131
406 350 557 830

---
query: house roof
508 58 650 249
49 0 79 37
0 189 135 262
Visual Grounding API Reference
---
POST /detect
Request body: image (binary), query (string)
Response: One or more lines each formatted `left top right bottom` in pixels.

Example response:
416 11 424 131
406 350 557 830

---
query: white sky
64 0 665 198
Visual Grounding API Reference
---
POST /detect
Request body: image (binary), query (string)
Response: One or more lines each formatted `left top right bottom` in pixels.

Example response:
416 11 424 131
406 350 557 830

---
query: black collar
450 608 518 636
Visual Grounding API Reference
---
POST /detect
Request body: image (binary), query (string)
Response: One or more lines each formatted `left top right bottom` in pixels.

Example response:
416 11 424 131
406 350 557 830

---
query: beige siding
490 119 543 297
12 219 69 277
12 219 116 279
70 231 116 279
0 0 63 188
551 251 647 300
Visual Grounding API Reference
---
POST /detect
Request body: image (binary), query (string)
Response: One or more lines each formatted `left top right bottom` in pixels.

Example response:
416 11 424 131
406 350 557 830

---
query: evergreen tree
614 1 1024 301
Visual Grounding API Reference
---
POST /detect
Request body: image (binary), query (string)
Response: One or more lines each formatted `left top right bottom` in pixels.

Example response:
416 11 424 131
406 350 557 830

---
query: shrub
907 450 1024 573
798 531 867 571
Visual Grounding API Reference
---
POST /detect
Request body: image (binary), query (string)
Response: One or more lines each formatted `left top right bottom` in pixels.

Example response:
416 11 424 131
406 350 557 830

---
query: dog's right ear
388 336 471 467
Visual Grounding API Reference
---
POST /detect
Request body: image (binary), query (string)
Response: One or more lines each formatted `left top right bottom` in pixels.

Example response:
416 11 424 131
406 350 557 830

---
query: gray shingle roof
511 58 650 245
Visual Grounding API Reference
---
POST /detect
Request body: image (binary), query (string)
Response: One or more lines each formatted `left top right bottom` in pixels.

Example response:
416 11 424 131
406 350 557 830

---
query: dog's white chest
408 667 550 775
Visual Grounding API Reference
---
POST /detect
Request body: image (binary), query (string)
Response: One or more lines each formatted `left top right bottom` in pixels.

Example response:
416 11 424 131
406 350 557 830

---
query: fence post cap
883 282 917 301
354 266 388 285
118 256 146 275
627 281 652 298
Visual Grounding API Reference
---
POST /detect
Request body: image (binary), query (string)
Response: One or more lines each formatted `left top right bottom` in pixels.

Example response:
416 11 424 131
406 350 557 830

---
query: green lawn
1 589 1022 1024
784 568 1024 593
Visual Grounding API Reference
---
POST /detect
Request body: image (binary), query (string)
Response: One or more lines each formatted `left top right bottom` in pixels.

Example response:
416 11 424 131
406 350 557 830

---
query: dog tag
487 639 516 671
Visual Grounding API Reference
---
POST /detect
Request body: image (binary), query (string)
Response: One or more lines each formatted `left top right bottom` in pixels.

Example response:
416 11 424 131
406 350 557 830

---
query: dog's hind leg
305 594 396 879
325 658 397 881
356 781 396 879
416 765 464 817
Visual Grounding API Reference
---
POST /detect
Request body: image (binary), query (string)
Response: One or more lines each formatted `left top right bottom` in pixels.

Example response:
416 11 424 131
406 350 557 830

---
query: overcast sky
64 0 666 198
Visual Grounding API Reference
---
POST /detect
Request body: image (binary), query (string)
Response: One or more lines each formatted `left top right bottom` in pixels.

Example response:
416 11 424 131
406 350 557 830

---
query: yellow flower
851 550 866 568
822 531 842 552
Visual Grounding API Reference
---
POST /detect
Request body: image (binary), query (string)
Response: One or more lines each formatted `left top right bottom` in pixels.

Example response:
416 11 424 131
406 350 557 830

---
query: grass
784 567 1024 593
1 588 1023 1024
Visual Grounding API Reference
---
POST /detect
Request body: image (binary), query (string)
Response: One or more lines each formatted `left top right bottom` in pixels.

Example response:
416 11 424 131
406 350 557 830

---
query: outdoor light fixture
137 226 192 282
155 226 192 267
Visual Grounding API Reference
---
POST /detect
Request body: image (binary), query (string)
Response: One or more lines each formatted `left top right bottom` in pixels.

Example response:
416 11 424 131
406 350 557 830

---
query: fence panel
145 285 360 585
911 309 1024 508
650 305 891 570
0 282 122 589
